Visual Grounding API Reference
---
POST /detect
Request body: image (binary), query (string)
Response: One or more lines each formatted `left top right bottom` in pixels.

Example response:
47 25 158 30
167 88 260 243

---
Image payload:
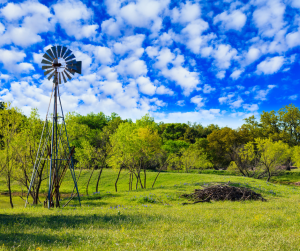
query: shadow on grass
0 211 161 249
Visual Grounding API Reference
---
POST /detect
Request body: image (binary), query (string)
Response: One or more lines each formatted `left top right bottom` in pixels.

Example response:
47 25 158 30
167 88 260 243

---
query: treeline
1 102 300 208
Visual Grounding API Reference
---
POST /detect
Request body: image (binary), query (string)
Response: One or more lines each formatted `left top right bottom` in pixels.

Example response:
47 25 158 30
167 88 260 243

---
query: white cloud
145 46 159 58
214 10 247 31
216 71 226 79
203 84 216 93
94 46 113 65
230 98 243 108
252 0 286 38
114 34 145 56
0 48 34 73
0 1 53 47
254 85 276 100
176 100 185 106
53 0 98 39
243 103 259 112
288 94 297 100
171 1 201 24
286 30 300 48
245 47 261 65
136 76 156 95
256 56 284 74
101 18 121 37
117 57 148 77
190 95 205 109
156 85 174 95
104 0 169 35
213 44 237 69
230 69 244 80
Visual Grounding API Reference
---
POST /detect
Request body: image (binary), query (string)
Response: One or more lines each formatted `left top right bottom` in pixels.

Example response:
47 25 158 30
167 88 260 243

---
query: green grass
1 169 300 250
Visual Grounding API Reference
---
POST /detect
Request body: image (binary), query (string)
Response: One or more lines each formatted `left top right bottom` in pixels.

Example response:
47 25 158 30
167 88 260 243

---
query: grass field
1 169 300 250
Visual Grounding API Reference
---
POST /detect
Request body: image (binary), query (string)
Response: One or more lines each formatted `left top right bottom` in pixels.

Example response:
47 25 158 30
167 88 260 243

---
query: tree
207 127 249 169
108 120 162 191
278 104 300 145
14 108 47 204
161 123 188 141
244 138 291 181
0 103 24 208
162 140 190 154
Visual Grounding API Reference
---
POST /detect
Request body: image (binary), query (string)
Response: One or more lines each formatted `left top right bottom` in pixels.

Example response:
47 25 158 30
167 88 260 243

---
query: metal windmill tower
25 45 82 209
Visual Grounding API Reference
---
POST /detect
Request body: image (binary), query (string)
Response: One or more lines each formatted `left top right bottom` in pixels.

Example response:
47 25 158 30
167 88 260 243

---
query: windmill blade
43 53 53 62
74 61 82 74
51 46 58 58
46 49 55 60
66 67 75 75
61 46 67 58
44 68 54 76
42 65 53 70
59 72 62 85
47 71 55 81
65 54 75 61
57 46 62 58
41 59 52 65
64 70 72 80
66 60 76 65
61 71 67 83
63 49 72 59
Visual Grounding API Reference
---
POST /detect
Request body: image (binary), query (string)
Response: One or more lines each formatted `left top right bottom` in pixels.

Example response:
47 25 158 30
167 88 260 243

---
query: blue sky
0 0 299 128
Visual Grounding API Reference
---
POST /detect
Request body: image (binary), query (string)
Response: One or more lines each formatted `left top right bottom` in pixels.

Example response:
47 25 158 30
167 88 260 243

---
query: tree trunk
96 167 103 192
115 167 122 192
86 166 95 195
138 171 144 189
8 174 13 208
152 170 161 188
144 166 146 189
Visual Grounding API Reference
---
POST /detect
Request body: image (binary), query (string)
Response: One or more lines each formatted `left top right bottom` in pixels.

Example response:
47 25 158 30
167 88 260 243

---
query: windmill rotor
41 45 82 84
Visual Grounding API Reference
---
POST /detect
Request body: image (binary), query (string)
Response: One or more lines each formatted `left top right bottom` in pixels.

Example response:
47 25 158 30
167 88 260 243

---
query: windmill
25 45 82 209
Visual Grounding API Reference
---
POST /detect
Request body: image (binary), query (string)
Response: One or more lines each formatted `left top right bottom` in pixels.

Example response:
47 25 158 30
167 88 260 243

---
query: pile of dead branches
181 184 266 204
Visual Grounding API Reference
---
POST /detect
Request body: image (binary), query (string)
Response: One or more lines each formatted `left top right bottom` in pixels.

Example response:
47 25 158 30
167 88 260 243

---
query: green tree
14 108 47 204
161 123 188 141
0 103 24 208
244 138 291 181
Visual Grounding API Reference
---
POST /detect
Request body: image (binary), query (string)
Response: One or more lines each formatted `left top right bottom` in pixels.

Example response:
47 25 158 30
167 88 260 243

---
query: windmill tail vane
25 45 82 209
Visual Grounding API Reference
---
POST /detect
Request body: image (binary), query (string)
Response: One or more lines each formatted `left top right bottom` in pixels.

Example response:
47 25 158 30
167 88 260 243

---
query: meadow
0 169 300 250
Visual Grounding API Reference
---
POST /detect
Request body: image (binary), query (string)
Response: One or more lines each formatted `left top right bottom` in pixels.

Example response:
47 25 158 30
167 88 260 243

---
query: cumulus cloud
176 100 185 106
213 44 238 69
252 0 286 38
256 56 284 74
0 1 53 47
214 10 247 31
171 1 201 24
190 95 205 109
254 85 276 101
53 0 98 39
230 69 244 80
136 76 156 95
0 48 34 73
114 34 145 56
117 57 147 77
243 103 259 112
203 84 216 93
156 85 174 95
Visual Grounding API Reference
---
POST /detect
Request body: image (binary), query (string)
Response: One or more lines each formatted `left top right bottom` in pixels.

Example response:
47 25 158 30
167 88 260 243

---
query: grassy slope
0 169 300 250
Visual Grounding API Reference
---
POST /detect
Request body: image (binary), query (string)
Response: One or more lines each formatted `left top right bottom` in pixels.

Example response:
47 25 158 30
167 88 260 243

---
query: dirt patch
181 184 266 204
294 182 300 186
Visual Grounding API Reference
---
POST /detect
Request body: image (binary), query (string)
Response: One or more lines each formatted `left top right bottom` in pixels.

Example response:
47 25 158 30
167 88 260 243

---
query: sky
0 0 299 128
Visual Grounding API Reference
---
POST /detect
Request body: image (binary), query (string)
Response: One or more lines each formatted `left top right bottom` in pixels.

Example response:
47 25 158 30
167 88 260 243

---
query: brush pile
181 184 266 204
